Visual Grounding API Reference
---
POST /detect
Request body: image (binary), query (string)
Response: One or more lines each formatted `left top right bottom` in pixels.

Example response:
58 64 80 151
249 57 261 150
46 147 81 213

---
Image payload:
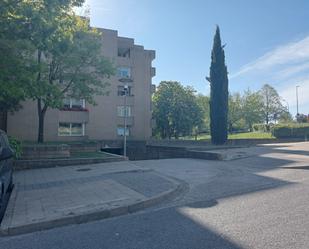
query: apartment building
7 28 156 142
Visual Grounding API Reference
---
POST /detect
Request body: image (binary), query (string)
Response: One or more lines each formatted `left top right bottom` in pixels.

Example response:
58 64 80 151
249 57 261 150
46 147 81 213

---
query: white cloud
279 78 309 109
230 36 309 79
229 35 309 115
275 62 309 80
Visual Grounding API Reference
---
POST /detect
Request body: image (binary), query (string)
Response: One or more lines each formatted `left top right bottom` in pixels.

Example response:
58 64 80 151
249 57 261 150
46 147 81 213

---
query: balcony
116 116 134 126
151 84 156 94
118 48 130 58
151 67 156 77
59 109 89 123
118 77 134 83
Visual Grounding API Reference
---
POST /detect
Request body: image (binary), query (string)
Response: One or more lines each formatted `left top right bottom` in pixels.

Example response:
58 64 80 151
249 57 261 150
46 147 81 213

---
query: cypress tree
207 26 229 145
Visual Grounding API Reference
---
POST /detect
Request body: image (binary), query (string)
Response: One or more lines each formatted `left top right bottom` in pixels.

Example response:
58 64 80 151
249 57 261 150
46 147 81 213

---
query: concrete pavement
1 142 309 248
0 162 183 235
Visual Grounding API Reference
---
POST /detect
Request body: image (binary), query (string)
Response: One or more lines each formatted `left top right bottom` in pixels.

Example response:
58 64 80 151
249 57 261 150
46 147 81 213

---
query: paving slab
0 162 182 236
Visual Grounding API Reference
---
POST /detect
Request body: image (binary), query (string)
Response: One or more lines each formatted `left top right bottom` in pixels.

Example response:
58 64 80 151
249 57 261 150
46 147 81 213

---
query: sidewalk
0 161 183 236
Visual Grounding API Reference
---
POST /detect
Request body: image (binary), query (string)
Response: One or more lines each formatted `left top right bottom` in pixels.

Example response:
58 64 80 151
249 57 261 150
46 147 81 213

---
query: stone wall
69 142 100 153
21 144 70 159
147 138 305 147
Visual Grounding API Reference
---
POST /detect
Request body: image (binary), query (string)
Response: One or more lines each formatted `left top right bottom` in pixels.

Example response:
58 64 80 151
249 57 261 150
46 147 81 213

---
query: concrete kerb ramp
0 164 186 236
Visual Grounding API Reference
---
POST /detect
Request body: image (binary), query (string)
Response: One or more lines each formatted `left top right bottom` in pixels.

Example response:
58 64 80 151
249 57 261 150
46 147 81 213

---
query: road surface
1 142 309 249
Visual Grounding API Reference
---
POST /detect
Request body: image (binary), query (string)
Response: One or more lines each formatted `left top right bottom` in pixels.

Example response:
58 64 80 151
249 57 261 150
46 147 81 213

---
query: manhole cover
76 168 91 172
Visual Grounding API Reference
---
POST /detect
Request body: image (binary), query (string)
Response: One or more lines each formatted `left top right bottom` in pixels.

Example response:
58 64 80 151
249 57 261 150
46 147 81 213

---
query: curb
0 173 185 236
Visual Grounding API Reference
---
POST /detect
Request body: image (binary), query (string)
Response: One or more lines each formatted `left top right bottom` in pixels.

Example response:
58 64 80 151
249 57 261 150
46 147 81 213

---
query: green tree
278 109 293 123
259 84 284 125
296 114 308 123
153 81 203 139
228 93 245 132
242 89 264 130
207 26 229 145
196 94 210 134
12 0 114 142
0 0 35 131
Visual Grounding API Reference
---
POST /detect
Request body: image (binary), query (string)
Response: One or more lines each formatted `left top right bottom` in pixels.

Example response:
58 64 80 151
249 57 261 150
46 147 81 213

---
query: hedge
272 123 309 138
252 123 274 132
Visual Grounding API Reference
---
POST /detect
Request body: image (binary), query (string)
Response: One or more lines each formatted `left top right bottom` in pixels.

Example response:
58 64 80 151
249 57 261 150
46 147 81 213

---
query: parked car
0 129 14 219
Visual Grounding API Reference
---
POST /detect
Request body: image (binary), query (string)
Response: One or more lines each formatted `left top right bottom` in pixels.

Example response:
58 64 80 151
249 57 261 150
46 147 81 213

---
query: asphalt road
1 142 309 249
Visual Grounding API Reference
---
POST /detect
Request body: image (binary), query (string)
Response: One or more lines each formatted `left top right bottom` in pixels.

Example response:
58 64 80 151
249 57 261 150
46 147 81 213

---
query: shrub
252 123 274 132
272 123 309 138
8 136 22 159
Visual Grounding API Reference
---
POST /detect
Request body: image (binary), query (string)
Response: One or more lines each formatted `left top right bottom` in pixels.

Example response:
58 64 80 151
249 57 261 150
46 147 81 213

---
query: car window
1 133 9 147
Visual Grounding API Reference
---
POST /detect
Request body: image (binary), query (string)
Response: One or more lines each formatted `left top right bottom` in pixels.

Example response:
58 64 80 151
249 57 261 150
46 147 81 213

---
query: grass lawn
182 132 274 140
228 132 274 139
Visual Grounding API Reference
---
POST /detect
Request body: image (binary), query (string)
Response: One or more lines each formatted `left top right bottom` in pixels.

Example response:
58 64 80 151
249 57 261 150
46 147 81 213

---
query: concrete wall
146 138 305 147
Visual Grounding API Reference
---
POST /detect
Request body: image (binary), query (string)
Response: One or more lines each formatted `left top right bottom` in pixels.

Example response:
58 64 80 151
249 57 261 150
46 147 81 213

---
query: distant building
7 28 156 142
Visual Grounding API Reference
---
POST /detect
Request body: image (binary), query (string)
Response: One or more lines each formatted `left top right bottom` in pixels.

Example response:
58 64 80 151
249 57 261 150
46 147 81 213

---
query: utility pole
296 85 300 116
123 85 128 157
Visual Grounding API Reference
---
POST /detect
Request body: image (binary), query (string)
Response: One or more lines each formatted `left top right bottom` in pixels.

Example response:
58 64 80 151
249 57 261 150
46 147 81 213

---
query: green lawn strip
228 132 275 139
180 132 274 140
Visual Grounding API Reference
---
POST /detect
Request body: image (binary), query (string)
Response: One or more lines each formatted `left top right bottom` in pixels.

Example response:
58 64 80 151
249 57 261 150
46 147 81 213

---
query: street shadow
0 203 246 249
283 165 309 170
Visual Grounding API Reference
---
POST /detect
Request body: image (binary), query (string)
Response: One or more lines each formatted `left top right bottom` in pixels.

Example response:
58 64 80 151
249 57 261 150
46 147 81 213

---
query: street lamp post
123 85 128 157
296 85 300 115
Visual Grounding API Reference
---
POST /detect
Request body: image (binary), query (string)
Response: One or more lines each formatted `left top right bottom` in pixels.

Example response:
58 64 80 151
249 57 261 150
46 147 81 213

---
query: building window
117 126 130 136
117 85 132 96
117 67 131 78
117 106 131 117
63 98 71 108
62 98 85 109
118 48 130 58
58 123 85 136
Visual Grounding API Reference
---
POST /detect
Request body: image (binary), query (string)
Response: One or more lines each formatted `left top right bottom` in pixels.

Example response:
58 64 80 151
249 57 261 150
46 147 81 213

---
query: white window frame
117 85 132 96
117 106 131 117
58 123 85 137
117 67 131 78
63 98 85 108
117 126 130 136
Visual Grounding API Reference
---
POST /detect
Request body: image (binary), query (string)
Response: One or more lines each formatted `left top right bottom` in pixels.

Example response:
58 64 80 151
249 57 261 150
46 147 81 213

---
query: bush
8 136 22 159
252 123 274 132
272 124 309 138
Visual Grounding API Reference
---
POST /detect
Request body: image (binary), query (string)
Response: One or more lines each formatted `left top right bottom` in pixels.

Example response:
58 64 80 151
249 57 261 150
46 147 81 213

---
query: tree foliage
242 90 264 130
196 94 210 133
153 81 203 139
0 0 114 141
228 93 245 132
0 0 36 130
208 26 229 145
259 84 284 125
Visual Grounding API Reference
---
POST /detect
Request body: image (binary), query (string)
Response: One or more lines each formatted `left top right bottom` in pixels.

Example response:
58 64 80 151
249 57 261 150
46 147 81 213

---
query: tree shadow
283 165 309 170
0 201 245 249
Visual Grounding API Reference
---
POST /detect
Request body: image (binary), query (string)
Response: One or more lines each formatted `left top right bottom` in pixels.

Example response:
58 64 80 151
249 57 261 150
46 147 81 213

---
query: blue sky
78 0 309 115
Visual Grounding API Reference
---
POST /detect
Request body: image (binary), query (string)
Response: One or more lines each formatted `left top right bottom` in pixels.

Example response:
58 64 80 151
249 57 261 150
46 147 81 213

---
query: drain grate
76 168 92 172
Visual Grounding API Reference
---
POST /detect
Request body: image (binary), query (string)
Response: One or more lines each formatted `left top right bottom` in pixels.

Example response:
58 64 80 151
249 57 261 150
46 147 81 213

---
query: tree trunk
37 99 47 143
0 111 8 132
266 113 269 125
